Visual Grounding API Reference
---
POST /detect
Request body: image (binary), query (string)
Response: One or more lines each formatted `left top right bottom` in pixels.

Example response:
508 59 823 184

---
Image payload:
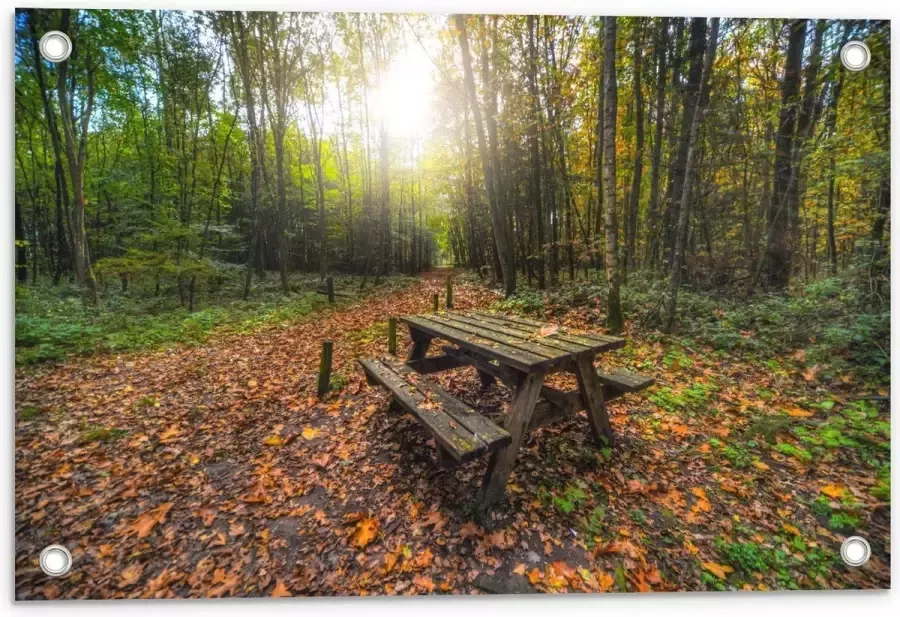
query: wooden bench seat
596 368 655 395
531 368 654 430
359 358 511 463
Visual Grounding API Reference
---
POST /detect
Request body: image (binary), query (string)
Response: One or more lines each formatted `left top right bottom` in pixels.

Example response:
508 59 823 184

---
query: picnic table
359 310 653 510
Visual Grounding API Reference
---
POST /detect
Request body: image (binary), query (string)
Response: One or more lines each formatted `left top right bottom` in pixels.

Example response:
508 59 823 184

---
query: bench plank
596 368 655 393
391 362 511 449
530 369 655 430
359 358 510 462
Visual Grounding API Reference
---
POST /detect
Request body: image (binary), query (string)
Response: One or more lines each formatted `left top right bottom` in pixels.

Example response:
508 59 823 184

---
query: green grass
16 272 415 365
18 406 44 421
81 425 127 443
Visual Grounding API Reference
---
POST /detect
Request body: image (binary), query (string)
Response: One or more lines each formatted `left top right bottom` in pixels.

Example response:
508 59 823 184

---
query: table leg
477 369 496 389
479 371 545 510
407 327 433 362
574 354 614 447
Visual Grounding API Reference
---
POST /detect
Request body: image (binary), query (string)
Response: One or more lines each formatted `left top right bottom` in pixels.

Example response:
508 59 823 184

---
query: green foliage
827 512 859 530
81 425 127 443
774 442 813 463
552 483 588 514
492 289 546 317
18 406 44 421
15 273 409 365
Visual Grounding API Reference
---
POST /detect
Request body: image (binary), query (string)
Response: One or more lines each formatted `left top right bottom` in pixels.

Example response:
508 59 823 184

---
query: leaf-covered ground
15 270 890 599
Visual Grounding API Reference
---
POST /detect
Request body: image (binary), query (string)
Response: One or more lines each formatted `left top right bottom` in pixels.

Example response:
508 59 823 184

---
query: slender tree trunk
765 19 806 290
646 17 668 268
602 18 623 333
627 19 646 278
455 14 515 297
56 9 98 304
662 18 720 332
527 16 546 289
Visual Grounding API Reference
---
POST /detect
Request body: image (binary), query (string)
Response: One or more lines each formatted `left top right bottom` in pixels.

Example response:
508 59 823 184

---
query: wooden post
446 278 453 309
326 276 334 303
387 317 397 356
432 293 439 313
317 340 333 398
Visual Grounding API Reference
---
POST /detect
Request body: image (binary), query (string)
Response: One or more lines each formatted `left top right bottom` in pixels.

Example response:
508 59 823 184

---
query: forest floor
15 268 890 599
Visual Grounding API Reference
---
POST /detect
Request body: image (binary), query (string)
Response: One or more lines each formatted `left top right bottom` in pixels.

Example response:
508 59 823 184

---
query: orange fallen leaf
118 563 144 588
413 574 435 593
351 517 378 549
413 547 434 568
384 552 398 573
263 434 283 446
527 568 542 585
126 502 173 539
271 579 291 597
539 324 559 337
753 460 770 471
820 484 844 499
513 563 527 576
782 522 801 535
702 562 734 580
785 406 814 418
301 427 320 440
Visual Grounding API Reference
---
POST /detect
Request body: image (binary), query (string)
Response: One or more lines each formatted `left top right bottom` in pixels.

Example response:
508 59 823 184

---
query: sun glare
374 47 433 139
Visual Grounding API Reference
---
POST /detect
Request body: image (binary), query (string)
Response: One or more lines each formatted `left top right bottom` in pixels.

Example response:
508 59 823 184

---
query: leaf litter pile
16 271 889 598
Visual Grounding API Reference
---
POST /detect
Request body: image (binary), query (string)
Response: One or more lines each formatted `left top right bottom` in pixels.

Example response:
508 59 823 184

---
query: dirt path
15 271 889 598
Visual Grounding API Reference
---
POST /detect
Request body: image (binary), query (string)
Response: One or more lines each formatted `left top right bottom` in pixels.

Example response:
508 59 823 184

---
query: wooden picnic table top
400 310 625 373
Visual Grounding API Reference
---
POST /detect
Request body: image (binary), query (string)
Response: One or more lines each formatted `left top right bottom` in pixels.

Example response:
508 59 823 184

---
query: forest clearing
14 9 889 598
15 270 890 597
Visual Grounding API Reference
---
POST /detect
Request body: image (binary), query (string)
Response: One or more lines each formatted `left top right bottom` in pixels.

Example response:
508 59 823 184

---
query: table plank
426 314 568 360
444 312 593 355
401 316 549 372
470 311 625 352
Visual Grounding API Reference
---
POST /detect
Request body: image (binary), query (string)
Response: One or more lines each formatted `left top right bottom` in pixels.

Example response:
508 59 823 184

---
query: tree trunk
527 16 546 289
662 19 720 332
602 17 623 333
627 19 646 278
455 14 516 297
765 19 806 290
646 17 668 268
56 9 98 304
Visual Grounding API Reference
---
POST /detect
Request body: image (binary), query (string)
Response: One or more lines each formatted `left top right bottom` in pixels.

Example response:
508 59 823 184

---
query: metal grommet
840 536 871 567
840 41 870 72
39 544 73 577
39 31 72 63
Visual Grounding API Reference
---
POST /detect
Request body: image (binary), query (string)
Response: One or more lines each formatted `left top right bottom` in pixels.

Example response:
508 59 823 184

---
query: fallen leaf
413 574 435 593
513 563 527 576
118 563 144 588
527 568 542 585
302 427 320 440
702 562 734 580
785 406 814 418
271 579 291 597
820 484 844 499
351 517 378 549
126 502 173 539
539 324 559 337
263 434 283 446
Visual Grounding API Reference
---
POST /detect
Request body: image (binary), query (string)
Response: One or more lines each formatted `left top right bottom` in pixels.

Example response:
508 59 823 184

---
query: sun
374 46 433 139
